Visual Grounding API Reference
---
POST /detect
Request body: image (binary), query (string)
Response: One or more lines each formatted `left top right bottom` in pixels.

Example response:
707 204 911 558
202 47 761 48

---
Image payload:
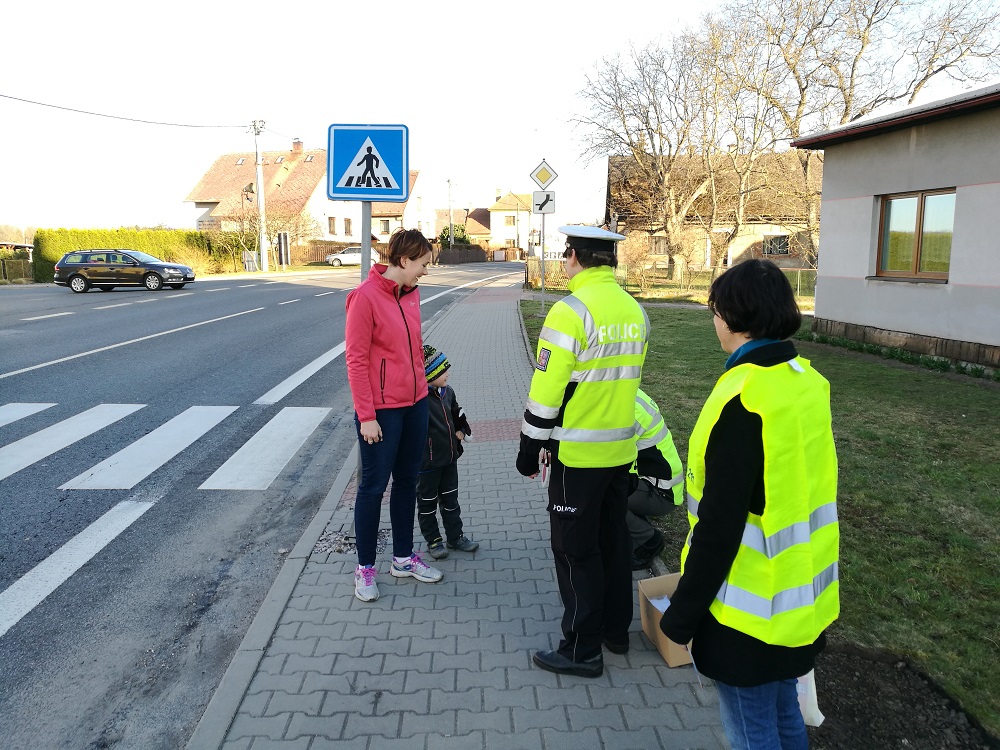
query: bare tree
577 38 713 259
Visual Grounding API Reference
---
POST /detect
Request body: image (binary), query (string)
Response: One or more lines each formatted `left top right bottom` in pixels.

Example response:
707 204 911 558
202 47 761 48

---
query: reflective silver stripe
570 365 643 383
636 418 668 449
526 397 560 420
740 502 839 559
520 419 552 440
539 326 581 356
578 340 646 362
641 473 684 490
636 396 659 420
640 306 651 342
560 295 597 344
688 496 838 560
552 425 637 442
715 562 839 620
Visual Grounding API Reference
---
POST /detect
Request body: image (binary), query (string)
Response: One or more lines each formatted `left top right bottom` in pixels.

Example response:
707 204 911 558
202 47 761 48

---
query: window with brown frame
328 217 337 235
877 190 955 279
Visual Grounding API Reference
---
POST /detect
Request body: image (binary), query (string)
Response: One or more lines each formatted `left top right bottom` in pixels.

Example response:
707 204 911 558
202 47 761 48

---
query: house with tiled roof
791 82 1000 369
489 192 534 250
434 207 491 245
186 140 435 247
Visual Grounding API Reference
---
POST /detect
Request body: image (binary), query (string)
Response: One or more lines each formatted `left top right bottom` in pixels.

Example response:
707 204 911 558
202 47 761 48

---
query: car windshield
125 251 164 263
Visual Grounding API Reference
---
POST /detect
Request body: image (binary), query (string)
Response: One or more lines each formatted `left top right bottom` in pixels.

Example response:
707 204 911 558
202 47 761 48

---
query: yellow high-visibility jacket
683 356 840 647
633 389 684 505
521 266 649 468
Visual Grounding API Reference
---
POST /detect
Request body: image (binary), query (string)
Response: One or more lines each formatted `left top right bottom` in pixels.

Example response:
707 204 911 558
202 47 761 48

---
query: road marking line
238 284 257 288
199 407 330 490
164 292 194 299
59 406 238 490
263 281 281 285
20 312 74 321
0 500 154 639
278 299 300 305
0 308 265 381
204 288 230 293
254 343 345 405
0 404 145 481
92 303 132 310
314 291 338 297
0 403 57 429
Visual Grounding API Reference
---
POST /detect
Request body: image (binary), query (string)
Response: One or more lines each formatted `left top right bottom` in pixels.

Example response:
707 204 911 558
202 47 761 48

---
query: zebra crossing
0 401 332 491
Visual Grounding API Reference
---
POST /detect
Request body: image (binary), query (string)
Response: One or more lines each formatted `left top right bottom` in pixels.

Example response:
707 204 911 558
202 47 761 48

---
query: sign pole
540 213 546 315
361 202 372 283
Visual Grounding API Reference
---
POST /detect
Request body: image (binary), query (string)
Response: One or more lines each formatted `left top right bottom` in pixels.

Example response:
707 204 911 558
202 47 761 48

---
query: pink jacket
345 264 426 422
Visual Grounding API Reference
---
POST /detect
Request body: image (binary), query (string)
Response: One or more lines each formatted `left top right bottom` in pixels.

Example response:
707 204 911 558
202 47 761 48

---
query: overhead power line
0 93 245 128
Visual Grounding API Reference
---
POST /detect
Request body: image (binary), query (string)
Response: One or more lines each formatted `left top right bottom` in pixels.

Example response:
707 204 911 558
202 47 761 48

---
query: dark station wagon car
53 250 196 293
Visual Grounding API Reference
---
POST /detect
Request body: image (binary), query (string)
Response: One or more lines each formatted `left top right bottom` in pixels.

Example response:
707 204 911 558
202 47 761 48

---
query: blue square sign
327 124 409 202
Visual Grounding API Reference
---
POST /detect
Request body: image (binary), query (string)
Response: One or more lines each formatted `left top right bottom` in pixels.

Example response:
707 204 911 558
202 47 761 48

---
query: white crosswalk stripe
60 405 239 490
0 500 154 639
0 404 145 481
0 403 56 429
200 406 331 490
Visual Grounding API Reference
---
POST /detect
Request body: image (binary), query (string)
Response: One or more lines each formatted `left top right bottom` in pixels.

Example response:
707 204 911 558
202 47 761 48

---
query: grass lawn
521 299 1000 736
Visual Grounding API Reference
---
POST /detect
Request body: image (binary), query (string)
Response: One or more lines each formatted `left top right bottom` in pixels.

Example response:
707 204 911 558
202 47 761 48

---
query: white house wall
814 108 1000 347
307 185 364 243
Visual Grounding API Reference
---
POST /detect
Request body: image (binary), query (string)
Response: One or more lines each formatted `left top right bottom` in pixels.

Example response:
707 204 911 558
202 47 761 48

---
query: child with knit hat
418 344 478 559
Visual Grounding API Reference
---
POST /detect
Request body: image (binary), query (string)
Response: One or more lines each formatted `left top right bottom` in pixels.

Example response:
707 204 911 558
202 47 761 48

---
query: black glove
516 434 544 477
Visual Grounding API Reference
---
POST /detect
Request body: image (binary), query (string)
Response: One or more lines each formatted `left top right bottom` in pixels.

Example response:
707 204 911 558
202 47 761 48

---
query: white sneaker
354 564 379 601
390 551 443 582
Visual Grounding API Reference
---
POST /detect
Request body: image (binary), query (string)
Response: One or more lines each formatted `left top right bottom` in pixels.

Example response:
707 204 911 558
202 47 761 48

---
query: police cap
559 225 626 254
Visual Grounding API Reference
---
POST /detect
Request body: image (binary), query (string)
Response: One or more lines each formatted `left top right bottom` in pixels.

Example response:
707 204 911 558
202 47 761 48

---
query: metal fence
525 258 817 301
0 259 31 281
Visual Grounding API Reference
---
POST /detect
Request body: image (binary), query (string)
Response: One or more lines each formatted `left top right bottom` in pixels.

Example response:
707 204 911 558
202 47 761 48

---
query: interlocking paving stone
192 279 725 750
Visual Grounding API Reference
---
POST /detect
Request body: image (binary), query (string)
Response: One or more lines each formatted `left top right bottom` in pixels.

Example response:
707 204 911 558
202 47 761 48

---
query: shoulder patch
536 347 551 371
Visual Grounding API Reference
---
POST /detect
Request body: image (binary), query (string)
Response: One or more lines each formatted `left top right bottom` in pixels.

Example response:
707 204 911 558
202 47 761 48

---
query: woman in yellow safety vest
660 259 839 750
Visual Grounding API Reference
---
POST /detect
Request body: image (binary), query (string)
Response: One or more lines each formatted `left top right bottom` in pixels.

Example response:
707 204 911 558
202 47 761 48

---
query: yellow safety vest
634 389 684 505
522 266 649 468
682 356 839 646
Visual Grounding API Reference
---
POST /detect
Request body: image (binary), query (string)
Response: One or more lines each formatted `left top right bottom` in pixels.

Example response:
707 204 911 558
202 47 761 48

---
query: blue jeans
715 678 808 750
353 399 428 566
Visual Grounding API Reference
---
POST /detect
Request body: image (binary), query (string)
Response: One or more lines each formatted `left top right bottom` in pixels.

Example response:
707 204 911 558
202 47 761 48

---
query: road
0 262 522 750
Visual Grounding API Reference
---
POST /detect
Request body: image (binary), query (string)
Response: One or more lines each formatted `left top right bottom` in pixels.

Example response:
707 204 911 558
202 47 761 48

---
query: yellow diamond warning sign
530 160 558 190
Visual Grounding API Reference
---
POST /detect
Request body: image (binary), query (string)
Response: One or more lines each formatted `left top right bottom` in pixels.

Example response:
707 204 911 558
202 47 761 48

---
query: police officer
628 388 684 570
517 225 649 678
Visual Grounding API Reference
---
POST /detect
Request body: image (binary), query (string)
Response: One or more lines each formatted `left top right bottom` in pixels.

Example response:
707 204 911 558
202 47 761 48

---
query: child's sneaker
447 534 479 552
390 551 443 582
354 564 379 602
427 539 449 560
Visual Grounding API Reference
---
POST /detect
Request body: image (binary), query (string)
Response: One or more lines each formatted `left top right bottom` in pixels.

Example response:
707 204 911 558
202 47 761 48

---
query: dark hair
708 259 801 340
388 228 432 266
563 244 617 269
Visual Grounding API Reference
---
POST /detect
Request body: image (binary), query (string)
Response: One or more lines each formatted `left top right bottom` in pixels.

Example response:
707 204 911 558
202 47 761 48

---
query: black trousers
417 462 464 544
547 457 633 662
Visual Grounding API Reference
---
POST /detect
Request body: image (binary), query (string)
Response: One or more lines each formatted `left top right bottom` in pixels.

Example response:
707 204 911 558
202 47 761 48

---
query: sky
0 0 710 238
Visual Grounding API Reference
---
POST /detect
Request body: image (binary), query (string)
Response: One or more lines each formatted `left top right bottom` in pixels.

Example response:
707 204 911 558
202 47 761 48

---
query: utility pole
448 178 454 251
252 120 270 273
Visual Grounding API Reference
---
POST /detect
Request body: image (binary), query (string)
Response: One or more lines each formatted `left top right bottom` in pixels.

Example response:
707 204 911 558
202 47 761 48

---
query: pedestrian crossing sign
327 124 409 202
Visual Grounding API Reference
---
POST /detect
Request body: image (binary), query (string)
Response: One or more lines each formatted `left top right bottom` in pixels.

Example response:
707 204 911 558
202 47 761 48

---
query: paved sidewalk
187 277 727 750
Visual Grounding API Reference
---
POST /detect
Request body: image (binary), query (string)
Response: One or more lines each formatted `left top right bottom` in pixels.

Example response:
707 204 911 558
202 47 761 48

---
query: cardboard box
637 573 692 667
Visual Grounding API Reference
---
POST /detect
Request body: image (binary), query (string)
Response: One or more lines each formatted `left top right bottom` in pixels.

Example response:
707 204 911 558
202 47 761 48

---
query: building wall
813 107 1000 348
488 209 531 249
307 186 364 243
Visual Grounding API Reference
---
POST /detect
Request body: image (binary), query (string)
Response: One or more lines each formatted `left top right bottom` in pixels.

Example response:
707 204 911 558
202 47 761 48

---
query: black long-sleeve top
659 340 825 686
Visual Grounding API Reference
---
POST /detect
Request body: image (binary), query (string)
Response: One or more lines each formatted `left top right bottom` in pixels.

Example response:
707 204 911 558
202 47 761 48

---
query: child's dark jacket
423 385 473 469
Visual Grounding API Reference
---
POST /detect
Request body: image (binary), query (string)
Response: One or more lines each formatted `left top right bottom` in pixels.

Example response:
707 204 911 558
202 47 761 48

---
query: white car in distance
325 247 381 267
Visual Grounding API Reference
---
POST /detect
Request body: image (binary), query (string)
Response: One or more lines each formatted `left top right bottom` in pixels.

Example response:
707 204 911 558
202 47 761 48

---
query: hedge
32 228 209 281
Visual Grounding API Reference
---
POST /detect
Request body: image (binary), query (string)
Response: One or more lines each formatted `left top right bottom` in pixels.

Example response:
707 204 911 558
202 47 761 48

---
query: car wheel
144 273 163 291
69 275 90 293
97 286 114 292
331 259 342 267
168 283 186 290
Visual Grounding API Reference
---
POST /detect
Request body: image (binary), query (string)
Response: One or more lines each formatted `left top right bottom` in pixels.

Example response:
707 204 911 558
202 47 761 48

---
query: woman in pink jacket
344 229 442 602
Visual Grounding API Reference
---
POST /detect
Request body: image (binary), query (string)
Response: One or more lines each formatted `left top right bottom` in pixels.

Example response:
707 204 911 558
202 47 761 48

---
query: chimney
496 189 502 202
292 138 303 155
